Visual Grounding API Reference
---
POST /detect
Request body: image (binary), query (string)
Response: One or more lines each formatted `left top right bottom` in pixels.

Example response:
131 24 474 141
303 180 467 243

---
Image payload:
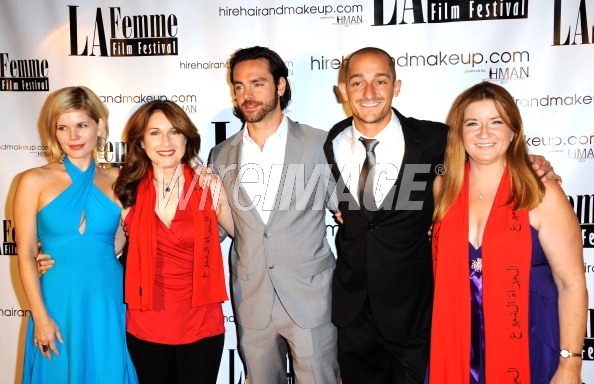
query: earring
96 136 107 160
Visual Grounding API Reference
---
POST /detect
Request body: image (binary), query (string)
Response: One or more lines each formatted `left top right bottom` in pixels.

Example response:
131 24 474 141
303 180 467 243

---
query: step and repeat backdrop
1 0 593 382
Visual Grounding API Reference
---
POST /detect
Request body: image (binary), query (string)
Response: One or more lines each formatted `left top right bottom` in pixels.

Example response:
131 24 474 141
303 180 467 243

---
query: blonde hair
434 82 545 221
44 86 109 161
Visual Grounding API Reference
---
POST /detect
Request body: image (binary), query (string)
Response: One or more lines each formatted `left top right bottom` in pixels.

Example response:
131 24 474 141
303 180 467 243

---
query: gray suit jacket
210 117 336 330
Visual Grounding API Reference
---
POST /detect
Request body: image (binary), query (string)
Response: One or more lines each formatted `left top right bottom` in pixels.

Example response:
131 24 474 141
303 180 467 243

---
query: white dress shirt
240 115 288 224
332 111 405 206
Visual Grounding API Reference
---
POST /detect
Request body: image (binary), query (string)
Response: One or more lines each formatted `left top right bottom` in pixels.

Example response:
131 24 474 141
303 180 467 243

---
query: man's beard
234 96 279 123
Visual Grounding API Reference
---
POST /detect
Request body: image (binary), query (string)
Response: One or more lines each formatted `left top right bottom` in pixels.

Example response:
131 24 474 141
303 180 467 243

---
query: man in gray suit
209 46 340 384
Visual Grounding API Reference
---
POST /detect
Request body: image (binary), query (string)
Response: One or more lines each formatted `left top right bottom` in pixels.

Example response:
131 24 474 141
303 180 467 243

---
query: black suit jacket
323 108 448 342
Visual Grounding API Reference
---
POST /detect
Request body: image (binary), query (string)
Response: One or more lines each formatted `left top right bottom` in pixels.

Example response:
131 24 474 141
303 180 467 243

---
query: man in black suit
323 47 447 383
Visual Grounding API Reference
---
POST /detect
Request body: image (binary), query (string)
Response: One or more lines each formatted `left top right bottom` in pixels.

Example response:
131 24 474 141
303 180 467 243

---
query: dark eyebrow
234 77 269 85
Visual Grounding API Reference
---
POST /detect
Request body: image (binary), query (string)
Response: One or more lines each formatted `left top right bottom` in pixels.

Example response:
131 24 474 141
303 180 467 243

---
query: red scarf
124 164 228 311
430 163 531 383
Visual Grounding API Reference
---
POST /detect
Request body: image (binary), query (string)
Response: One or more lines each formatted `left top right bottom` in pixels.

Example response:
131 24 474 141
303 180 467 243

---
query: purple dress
470 227 560 384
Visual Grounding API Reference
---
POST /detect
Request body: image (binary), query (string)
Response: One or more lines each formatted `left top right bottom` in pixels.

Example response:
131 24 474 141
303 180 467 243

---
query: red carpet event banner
1 0 593 382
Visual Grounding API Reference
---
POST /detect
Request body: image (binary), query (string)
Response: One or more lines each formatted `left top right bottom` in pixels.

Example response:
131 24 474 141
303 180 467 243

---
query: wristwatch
560 349 581 358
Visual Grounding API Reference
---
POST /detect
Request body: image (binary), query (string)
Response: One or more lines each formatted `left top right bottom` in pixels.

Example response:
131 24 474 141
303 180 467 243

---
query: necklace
153 177 174 193
469 167 504 199
470 179 497 200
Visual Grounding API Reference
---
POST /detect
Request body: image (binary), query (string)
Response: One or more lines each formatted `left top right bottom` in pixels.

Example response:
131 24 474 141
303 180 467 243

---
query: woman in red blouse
114 100 233 384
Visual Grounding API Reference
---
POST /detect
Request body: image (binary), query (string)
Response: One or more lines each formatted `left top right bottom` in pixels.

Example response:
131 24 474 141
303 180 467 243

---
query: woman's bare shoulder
19 162 63 184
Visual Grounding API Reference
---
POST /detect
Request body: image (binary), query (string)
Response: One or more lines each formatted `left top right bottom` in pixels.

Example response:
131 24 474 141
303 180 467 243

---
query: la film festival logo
68 5 179 57
553 0 594 46
372 0 593 47
0 53 49 92
372 0 529 25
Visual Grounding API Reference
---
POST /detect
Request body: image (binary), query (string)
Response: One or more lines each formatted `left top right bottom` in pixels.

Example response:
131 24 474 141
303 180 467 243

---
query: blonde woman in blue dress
15 86 137 383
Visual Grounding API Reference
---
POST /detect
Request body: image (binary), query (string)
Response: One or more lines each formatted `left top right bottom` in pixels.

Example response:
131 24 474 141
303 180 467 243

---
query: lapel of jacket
376 109 425 215
394 109 425 185
324 117 359 208
324 116 352 187
266 117 304 226
225 127 266 226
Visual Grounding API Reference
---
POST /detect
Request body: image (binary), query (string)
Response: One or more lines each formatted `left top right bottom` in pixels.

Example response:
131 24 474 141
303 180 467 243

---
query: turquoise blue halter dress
22 158 137 384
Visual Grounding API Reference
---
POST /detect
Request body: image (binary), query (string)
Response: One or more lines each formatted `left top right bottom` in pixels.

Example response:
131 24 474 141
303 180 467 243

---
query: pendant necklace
154 177 174 193
470 179 496 200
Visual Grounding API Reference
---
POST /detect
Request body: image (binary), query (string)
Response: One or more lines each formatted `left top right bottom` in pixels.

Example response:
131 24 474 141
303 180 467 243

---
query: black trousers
337 301 429 384
126 332 225 384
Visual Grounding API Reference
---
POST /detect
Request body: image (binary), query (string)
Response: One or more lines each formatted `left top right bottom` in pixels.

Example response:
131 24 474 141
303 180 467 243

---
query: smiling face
141 110 187 172
339 50 401 136
232 58 285 125
55 109 104 161
462 99 515 166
